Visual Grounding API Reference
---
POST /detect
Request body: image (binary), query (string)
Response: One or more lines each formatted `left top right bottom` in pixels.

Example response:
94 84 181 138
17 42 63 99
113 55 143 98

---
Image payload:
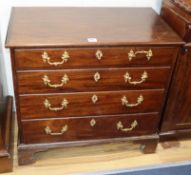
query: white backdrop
0 0 162 96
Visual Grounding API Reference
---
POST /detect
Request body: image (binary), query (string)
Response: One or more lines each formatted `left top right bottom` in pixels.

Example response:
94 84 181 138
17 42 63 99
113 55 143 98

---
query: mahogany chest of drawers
5 7 183 165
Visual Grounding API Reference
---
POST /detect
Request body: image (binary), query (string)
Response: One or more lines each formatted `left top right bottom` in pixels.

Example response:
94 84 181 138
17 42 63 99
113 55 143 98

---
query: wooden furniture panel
161 0 191 42
173 0 191 14
0 96 14 173
19 90 164 119
161 47 191 131
161 3 188 41
17 68 170 94
15 47 178 69
21 113 159 144
160 0 191 139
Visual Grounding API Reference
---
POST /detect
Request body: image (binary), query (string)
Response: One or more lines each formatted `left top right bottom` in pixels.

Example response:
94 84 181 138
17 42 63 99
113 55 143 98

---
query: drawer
17 67 170 94
14 47 178 70
19 90 164 119
21 113 159 144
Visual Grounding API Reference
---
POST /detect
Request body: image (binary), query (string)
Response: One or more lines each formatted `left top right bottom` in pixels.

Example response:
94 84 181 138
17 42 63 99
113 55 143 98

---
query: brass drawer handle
45 125 68 135
124 71 148 85
44 98 69 111
121 95 144 107
128 49 153 61
42 74 69 88
95 50 103 60
117 120 138 132
42 51 70 66
94 72 101 82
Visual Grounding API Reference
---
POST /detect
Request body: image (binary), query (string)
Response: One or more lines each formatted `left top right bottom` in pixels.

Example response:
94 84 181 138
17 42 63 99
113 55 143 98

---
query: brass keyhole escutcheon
91 95 98 104
95 50 103 60
90 119 96 127
94 72 101 82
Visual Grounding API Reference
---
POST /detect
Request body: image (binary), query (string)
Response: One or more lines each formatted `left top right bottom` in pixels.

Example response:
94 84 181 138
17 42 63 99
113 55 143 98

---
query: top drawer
14 47 179 70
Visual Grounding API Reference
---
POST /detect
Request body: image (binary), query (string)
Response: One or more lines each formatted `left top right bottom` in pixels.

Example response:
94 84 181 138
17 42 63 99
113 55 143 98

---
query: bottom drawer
21 113 159 144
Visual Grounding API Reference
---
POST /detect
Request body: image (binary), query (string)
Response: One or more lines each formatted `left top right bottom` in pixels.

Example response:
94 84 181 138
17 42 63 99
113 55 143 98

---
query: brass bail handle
42 74 69 88
44 125 68 136
42 51 70 66
124 71 148 85
128 49 153 61
121 95 144 108
44 98 69 111
117 120 138 132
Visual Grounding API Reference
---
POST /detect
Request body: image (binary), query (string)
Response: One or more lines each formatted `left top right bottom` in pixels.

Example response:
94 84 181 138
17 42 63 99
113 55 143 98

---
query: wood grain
161 47 191 131
161 0 191 42
174 0 191 13
17 68 170 94
0 96 14 173
5 7 183 48
21 113 159 144
5 7 184 165
19 90 164 119
14 47 178 69
160 0 191 135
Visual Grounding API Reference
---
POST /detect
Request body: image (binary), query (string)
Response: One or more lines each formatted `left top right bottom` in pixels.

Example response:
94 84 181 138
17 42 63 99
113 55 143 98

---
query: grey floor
86 161 191 175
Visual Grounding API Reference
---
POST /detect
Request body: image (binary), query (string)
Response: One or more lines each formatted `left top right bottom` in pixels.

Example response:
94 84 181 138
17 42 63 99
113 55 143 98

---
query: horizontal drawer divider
21 112 160 122
16 66 171 72
18 88 165 96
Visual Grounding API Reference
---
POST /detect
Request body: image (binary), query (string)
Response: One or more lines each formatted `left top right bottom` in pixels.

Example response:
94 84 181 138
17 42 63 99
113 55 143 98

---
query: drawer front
21 113 159 144
19 90 164 119
17 68 170 94
14 47 178 70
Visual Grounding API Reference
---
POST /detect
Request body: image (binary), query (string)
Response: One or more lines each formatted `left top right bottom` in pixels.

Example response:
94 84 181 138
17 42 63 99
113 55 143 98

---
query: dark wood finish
19 90 164 119
5 8 183 48
14 47 178 69
173 0 191 13
161 47 191 131
17 68 170 94
160 0 191 139
139 138 159 154
0 96 14 173
5 7 183 165
160 128 191 141
18 147 47 166
18 134 159 165
21 113 159 144
160 129 191 142
161 0 191 42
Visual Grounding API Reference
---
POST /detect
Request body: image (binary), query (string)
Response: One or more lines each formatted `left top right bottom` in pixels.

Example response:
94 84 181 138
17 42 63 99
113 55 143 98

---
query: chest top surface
5 7 183 48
